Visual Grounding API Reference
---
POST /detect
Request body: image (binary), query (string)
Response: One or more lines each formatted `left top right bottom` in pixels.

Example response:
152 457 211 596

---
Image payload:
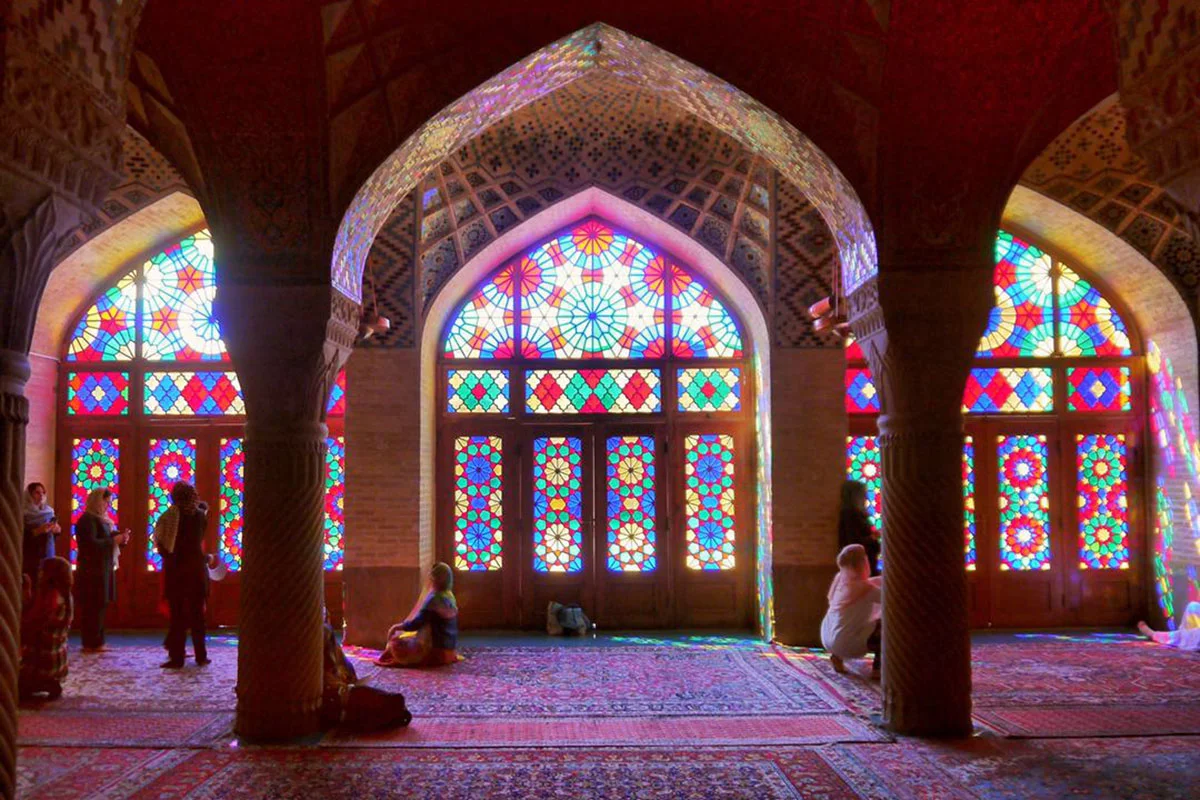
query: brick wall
25 354 58 497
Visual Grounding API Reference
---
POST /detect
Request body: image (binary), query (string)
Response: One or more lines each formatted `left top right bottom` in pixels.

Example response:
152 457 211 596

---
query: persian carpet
837 736 1200 800
19 746 891 800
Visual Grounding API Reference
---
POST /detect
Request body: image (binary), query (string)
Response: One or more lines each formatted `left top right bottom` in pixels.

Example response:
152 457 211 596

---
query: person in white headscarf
820 544 883 679
22 482 60 588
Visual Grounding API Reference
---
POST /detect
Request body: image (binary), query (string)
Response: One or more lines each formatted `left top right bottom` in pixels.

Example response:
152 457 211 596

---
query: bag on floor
557 604 592 636
546 601 565 635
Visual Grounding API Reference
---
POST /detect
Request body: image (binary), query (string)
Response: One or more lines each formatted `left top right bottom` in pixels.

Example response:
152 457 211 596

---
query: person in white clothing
1137 602 1200 652
820 544 882 678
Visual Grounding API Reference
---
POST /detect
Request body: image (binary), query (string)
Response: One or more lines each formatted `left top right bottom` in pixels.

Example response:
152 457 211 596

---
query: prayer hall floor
16 630 1200 798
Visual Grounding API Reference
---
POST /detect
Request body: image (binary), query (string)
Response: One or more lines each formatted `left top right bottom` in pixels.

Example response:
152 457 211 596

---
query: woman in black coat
75 487 130 651
154 482 210 668
838 480 880 576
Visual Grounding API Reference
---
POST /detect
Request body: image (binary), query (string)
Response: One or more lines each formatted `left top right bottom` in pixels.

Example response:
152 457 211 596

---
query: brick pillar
848 266 993 736
216 281 356 739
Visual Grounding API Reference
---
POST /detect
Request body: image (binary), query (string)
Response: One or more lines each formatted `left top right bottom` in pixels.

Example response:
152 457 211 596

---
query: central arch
419 188 774 633
333 23 877 309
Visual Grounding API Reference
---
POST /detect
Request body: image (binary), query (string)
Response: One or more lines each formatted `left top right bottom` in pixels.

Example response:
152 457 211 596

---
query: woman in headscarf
153 481 210 668
820 544 883 679
22 482 60 589
376 562 459 668
75 487 129 652
838 480 880 576
19 556 73 700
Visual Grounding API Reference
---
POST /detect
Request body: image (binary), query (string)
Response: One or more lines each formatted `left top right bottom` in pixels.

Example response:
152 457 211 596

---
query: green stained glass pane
677 368 741 412
446 369 510 413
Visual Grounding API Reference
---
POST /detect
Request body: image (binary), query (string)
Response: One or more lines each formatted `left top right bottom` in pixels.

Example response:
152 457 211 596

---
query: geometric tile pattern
1019 95 1200 302
1066 367 1133 412
359 194 416 348
143 372 245 416
677 368 741 412
963 368 1054 413
66 372 129 415
402 78 780 316
774 180 839 347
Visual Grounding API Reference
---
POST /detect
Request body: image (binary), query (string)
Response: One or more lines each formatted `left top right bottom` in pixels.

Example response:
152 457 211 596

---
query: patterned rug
781 634 1200 739
17 746 890 800
20 641 879 748
837 736 1200 800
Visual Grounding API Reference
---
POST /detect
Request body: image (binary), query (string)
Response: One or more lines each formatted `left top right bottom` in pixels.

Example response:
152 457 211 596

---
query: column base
235 695 323 742
883 689 974 738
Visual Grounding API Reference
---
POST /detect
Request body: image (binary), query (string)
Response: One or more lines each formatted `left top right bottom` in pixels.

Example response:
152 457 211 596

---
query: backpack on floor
557 604 592 636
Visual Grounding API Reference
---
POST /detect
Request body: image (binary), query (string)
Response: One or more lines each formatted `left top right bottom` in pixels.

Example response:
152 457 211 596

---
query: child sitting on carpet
376 562 459 668
19 557 73 701
1137 603 1200 652
820 544 882 679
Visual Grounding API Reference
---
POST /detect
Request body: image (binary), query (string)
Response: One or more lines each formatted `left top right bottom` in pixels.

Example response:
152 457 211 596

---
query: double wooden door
966 418 1144 627
443 420 753 630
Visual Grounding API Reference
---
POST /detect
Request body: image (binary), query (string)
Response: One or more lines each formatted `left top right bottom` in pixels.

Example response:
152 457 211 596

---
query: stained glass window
845 436 882 530
670 264 743 359
65 272 138 362
146 438 197 571
70 438 119 565
963 368 1053 413
1077 434 1130 569
997 434 1051 571
327 369 347 416
1057 264 1132 357
607 436 657 572
1153 478 1175 624
1066 367 1132 412
964 436 976 570
444 264 516 359
845 368 879 413
66 372 129 415
677 368 741 412
218 438 244 571
525 369 661 414
684 434 736 570
446 369 510 413
976 233 1055 358
324 436 346 571
144 371 245 415
141 230 226 362
532 436 583 573
453 436 503 571
520 221 667 359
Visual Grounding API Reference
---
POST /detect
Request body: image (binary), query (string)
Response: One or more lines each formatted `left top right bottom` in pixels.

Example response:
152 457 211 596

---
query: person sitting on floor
321 609 412 731
19 557 73 701
820 544 883 679
1137 602 1200 652
376 562 459 668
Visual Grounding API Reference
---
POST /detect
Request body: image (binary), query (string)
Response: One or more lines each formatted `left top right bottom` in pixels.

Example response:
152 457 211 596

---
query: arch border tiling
417 188 776 637
333 23 877 312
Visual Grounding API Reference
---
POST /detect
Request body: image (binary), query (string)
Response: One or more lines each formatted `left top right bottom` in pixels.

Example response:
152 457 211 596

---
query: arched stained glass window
845 230 1140 588
440 217 751 592
61 229 349 588
444 218 743 363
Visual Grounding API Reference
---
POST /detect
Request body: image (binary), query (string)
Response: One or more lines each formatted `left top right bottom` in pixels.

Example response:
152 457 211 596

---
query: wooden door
522 426 596 625
594 425 669 628
671 423 753 628
977 420 1067 627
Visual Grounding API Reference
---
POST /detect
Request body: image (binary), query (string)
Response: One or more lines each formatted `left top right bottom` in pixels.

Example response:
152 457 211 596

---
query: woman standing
75 488 129 652
22 482 60 589
837 480 880 576
153 482 210 668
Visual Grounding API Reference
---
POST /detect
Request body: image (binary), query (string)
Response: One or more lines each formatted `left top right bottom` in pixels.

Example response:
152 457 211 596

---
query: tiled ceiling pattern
1019 96 1199 296
62 126 192 257
360 77 847 350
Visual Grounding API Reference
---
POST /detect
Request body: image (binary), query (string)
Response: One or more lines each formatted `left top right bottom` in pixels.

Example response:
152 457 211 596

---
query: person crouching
820 544 883 679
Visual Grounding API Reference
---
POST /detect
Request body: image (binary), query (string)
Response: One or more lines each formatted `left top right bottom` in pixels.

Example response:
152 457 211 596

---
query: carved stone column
216 281 355 739
0 193 109 797
848 266 994 737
